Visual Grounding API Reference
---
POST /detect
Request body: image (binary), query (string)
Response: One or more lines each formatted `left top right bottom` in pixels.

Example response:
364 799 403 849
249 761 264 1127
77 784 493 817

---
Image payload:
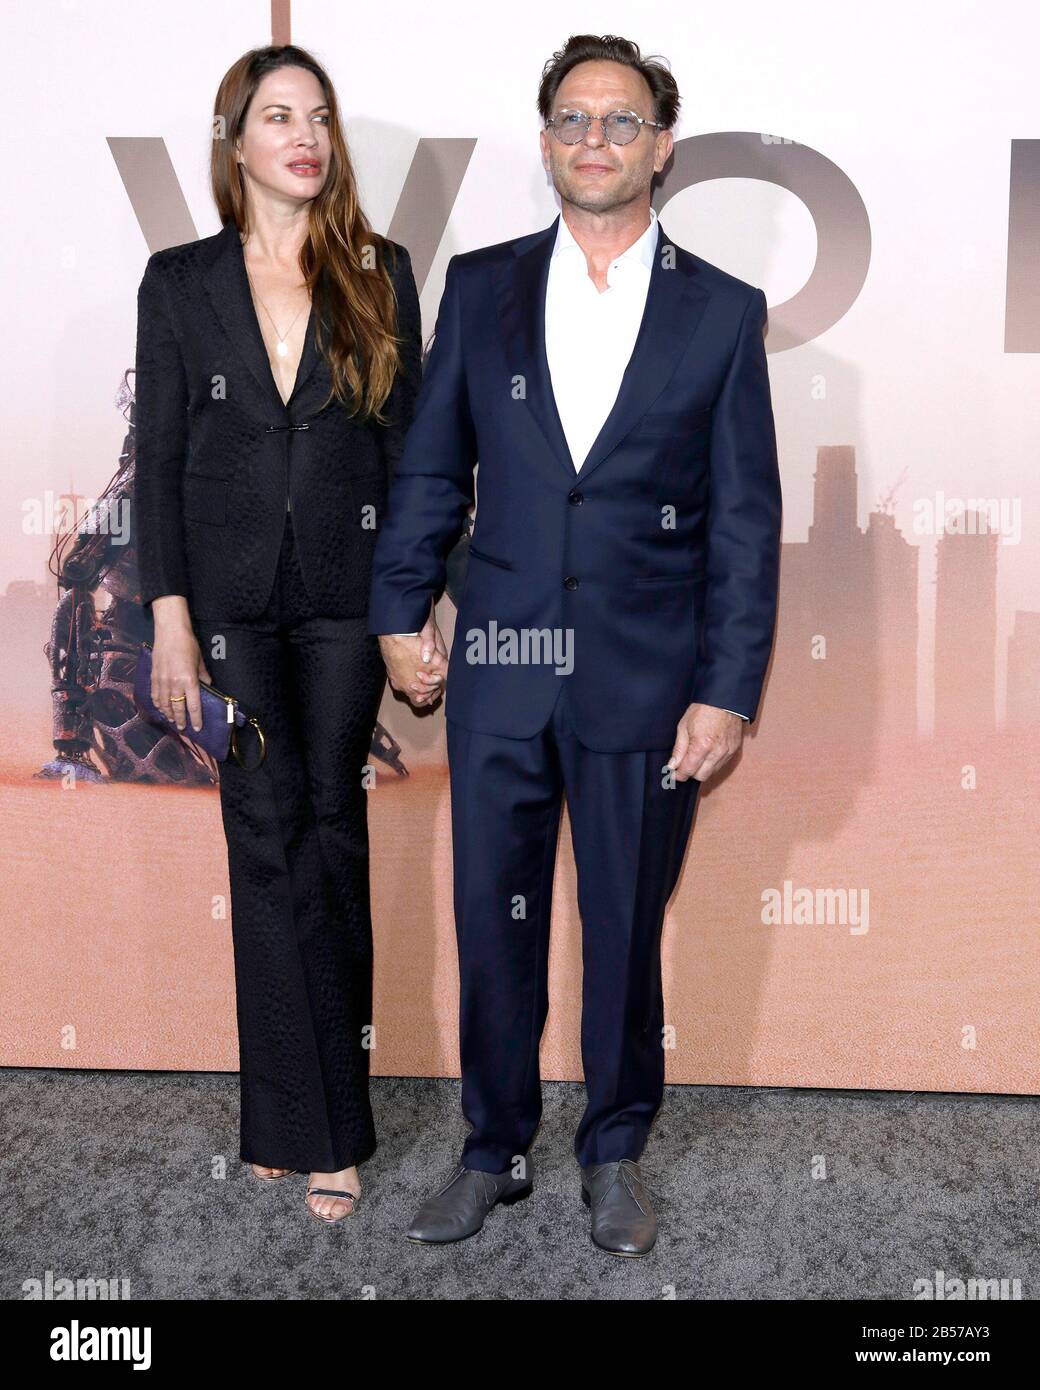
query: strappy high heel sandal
305 1185 360 1224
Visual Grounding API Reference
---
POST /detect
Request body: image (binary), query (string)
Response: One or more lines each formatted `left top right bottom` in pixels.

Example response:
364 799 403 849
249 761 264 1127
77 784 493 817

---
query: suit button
568 490 584 505
563 576 579 590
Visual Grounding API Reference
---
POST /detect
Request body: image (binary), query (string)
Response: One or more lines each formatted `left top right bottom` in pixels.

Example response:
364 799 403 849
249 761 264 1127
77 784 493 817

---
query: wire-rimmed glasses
545 107 665 146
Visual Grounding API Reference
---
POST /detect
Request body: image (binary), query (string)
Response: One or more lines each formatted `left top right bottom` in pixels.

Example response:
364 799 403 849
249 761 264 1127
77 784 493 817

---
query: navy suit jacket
367 215 782 752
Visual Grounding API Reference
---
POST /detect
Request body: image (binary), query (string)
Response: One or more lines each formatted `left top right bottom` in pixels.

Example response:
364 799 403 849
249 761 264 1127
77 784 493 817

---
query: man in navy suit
368 33 781 1255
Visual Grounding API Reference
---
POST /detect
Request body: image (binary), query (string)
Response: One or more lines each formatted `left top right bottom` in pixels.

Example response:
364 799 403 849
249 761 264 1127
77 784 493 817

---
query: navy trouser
193 515 386 1173
446 678 700 1172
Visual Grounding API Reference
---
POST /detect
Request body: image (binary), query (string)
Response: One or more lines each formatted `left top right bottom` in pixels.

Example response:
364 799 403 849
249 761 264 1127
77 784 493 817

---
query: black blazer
133 219 422 621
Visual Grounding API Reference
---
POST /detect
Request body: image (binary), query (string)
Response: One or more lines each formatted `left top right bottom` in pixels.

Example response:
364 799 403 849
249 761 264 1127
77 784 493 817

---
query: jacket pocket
182 474 228 526
467 542 514 571
633 565 705 586
630 407 713 439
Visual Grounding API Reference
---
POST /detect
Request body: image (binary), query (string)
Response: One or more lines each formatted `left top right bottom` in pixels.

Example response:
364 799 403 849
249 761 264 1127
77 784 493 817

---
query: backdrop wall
2 0 1037 1093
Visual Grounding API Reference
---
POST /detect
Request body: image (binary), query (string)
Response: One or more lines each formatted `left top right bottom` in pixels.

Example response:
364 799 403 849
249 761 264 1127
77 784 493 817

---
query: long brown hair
211 45 403 421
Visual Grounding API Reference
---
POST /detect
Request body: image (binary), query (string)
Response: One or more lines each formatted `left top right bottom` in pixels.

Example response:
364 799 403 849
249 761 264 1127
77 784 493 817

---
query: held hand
411 608 449 705
150 625 212 732
666 703 744 783
378 608 449 709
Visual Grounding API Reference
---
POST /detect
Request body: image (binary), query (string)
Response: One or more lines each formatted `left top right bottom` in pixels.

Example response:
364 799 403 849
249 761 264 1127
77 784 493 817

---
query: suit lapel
492 214 712 484
200 220 320 420
575 222 710 483
492 219 573 474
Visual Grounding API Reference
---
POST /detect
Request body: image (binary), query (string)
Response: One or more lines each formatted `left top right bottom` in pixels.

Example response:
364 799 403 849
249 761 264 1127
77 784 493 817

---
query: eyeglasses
545 107 665 146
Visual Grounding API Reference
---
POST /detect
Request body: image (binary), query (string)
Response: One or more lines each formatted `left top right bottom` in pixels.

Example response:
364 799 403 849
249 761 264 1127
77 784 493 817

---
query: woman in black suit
133 45 437 1223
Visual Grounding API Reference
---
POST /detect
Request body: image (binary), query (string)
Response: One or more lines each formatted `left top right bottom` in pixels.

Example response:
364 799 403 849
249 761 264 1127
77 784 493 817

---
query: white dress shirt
545 205 660 471
392 208 747 722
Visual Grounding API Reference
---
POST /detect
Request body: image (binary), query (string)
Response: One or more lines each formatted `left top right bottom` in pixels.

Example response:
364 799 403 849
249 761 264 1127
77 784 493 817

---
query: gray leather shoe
406 1159 534 1243
580 1159 657 1256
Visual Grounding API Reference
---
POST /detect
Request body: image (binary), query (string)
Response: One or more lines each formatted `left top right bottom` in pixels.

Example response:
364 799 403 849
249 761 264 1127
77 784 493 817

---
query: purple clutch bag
133 640 266 769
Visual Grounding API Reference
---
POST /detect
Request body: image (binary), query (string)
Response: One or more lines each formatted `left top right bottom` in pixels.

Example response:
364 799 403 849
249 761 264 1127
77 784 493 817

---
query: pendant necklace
245 266 307 358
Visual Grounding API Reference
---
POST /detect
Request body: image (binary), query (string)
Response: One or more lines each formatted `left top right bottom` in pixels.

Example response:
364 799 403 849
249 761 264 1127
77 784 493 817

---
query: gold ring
170 694 187 702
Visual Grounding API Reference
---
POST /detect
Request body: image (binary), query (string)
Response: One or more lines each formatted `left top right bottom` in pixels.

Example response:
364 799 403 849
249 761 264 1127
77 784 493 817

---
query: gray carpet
3 1070 1035 1300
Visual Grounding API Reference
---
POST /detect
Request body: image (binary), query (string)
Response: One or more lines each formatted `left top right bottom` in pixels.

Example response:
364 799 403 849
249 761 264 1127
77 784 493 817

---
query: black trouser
193 515 386 1172
447 678 700 1173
